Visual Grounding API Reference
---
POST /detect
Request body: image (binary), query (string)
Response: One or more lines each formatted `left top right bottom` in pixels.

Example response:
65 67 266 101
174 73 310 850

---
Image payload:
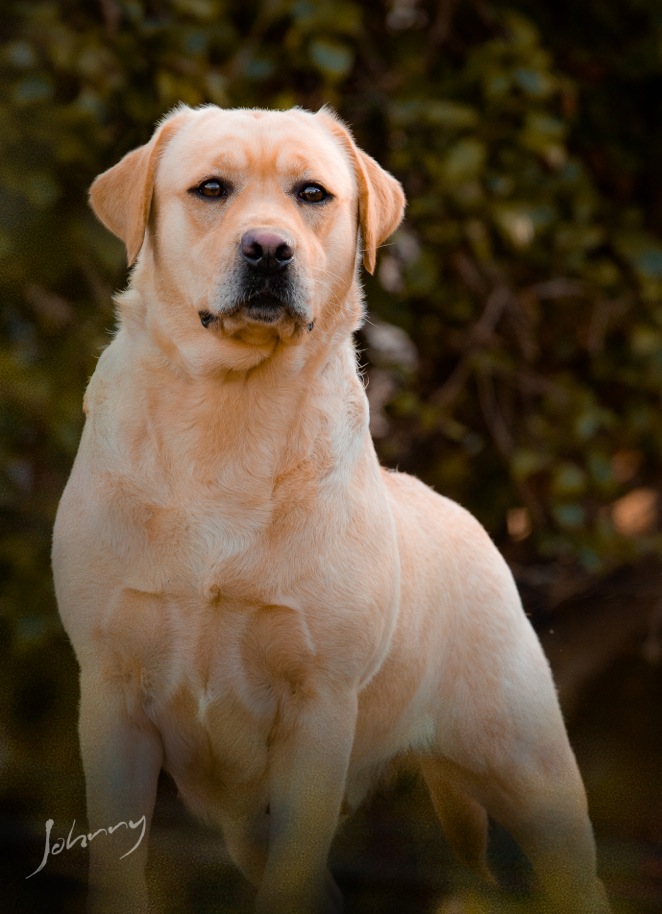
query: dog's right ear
89 106 191 266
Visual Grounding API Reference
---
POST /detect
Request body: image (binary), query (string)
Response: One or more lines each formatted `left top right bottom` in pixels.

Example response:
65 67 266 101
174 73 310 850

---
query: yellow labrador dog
53 104 610 914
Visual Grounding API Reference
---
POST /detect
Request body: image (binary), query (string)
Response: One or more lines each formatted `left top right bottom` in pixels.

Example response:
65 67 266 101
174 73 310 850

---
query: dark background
1 0 661 911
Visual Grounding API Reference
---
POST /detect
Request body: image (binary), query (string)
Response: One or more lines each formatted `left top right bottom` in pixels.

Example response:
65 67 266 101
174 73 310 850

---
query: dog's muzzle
237 229 298 323
202 229 309 329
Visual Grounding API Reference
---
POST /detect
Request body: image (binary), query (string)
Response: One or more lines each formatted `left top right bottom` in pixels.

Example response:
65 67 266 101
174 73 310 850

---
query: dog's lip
239 293 288 323
244 294 283 310
203 288 310 330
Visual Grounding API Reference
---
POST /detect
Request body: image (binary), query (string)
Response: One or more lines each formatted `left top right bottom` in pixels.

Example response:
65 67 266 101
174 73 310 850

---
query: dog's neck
107 285 371 489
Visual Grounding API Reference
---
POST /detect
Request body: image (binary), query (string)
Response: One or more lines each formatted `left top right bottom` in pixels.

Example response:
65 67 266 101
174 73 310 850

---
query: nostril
275 241 294 265
240 235 264 266
240 230 294 271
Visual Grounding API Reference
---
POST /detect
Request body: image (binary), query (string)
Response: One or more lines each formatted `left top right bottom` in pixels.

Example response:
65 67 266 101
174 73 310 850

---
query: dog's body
53 105 609 914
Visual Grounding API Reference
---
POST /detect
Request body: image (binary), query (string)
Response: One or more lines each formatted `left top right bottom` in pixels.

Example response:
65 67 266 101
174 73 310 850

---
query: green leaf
309 39 354 79
440 138 487 185
616 230 662 279
552 503 587 529
551 462 587 498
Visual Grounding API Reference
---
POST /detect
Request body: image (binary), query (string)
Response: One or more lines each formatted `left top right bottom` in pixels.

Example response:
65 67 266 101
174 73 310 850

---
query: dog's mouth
198 293 287 330
240 292 286 324
201 271 309 332
198 261 314 339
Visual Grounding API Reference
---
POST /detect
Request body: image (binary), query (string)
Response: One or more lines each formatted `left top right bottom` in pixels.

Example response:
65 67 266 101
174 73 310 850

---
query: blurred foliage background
2 0 662 912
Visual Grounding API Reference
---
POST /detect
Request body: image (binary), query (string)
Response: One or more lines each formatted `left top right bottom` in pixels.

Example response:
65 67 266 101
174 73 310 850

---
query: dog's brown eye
194 179 229 199
298 184 329 204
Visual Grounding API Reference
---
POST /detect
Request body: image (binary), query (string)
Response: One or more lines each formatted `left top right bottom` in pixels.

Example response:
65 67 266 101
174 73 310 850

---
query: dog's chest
101 465 285 598
108 586 319 795
82 353 342 600
150 607 273 794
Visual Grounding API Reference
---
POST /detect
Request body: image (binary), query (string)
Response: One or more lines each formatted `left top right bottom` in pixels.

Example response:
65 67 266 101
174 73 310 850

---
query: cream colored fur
53 104 610 914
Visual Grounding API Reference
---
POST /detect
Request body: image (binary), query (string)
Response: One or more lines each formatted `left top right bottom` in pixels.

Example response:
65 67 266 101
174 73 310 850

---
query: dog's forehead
159 107 356 192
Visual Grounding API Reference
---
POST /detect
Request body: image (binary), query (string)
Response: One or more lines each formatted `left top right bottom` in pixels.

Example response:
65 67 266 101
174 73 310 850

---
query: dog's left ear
318 109 406 274
89 106 192 266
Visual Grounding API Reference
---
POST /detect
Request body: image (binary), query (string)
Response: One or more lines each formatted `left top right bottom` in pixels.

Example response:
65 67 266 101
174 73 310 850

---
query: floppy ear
319 109 406 274
89 107 191 266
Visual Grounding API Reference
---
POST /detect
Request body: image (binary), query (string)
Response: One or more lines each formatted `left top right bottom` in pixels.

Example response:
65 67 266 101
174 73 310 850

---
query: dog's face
90 105 405 372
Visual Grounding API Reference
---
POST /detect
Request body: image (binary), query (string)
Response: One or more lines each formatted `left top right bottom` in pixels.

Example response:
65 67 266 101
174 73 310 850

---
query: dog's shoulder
381 467 469 525
381 467 512 584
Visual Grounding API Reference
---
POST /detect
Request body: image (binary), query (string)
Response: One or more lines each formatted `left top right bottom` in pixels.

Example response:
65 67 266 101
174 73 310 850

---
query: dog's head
90 105 405 372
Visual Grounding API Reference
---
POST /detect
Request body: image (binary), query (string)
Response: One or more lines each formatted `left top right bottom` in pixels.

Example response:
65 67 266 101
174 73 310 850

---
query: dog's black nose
240 230 294 273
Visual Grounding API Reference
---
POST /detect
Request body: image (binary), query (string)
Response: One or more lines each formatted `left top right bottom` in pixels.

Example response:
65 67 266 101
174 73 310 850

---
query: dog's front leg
255 687 357 914
79 669 163 914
